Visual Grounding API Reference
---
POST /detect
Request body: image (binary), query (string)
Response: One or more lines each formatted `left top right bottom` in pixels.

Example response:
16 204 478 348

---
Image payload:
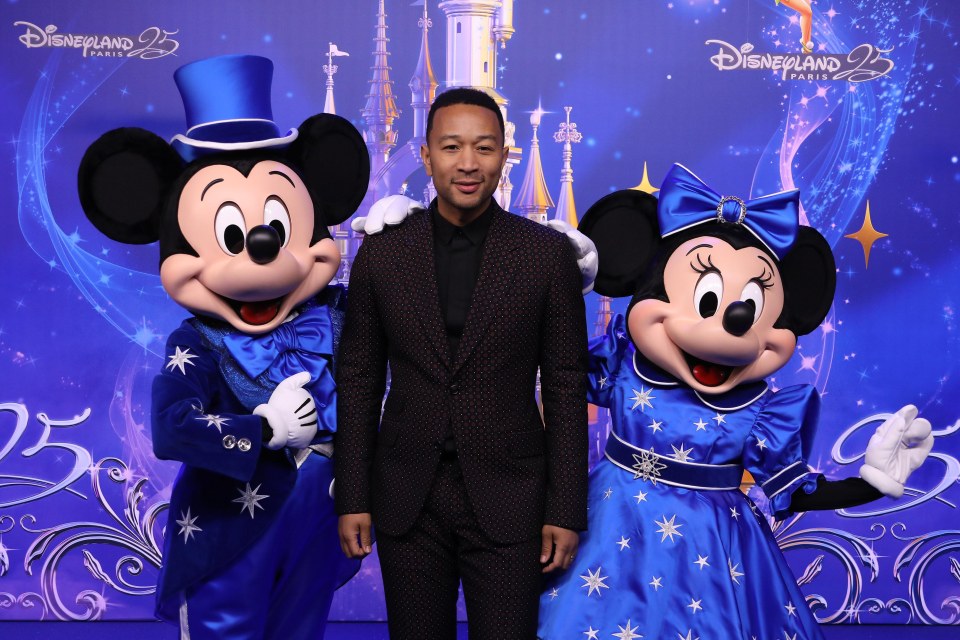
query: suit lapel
402 212 451 369
451 208 522 376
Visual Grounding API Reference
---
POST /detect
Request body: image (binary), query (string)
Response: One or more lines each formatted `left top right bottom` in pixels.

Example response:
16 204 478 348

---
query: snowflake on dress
631 448 667 484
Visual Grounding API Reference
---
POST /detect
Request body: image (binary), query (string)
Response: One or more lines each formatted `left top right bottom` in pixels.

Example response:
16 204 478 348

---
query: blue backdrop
1 0 958 627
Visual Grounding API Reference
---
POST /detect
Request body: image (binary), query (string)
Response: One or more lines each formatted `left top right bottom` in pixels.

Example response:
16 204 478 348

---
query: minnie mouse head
77 55 369 335
580 163 836 395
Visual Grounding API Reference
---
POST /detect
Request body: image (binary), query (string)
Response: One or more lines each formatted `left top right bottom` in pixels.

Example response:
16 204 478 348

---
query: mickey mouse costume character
537 164 933 639
77 55 377 639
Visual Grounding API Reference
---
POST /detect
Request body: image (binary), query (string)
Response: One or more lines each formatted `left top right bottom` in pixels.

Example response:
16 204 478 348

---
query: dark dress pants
375 455 543 640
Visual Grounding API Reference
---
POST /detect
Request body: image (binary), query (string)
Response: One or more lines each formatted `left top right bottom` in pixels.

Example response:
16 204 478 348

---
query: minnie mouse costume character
537 164 933 639
77 55 375 639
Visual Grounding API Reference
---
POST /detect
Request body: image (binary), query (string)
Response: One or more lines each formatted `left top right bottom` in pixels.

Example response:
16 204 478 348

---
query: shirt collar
631 348 769 410
431 198 497 246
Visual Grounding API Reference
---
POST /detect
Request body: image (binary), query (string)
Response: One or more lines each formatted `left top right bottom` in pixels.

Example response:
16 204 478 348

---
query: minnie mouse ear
287 114 370 227
578 189 660 298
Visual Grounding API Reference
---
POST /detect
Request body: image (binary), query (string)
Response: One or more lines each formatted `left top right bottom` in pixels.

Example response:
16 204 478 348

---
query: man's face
421 103 508 223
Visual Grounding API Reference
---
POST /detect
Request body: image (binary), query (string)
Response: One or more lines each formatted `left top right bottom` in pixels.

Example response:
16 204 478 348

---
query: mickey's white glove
545 219 599 295
253 372 318 450
351 194 425 235
859 404 933 498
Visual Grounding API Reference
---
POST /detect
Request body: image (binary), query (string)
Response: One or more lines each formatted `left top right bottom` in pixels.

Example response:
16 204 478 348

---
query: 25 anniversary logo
705 40 894 82
14 21 179 59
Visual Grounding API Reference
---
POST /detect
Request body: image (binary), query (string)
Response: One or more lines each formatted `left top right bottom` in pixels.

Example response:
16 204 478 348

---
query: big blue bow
657 164 800 260
223 304 337 434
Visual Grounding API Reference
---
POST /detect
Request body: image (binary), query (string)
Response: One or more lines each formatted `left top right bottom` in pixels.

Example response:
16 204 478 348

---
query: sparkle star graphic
176 508 202 543
197 413 230 433
729 558 745 585
730 506 740 520
713 413 726 425
629 386 655 411
654 514 683 543
694 554 710 569
166 346 198 375
670 443 694 462
602 487 614 500
756 437 768 451
845 200 888 268
649 575 663 590
612 618 643 640
634 490 648 503
785 601 797 616
648 419 663 433
678 631 700 640
233 483 270 519
687 598 703 614
616 535 631 551
579 566 610 597
598 376 608 388
631 449 666 483
694 418 708 431
548 588 559 599
584 627 600 640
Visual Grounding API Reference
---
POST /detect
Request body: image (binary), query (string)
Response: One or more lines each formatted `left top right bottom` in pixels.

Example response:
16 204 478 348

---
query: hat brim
170 128 299 163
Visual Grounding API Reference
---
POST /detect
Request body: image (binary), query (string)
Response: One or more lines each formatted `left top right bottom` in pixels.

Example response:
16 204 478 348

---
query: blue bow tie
222 305 337 435
658 164 800 260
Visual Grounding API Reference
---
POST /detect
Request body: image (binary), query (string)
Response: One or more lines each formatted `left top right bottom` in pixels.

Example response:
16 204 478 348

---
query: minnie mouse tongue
239 299 281 325
690 361 733 387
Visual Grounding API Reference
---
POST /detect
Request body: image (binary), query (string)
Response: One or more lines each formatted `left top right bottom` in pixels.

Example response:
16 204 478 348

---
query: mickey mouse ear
578 189 660 298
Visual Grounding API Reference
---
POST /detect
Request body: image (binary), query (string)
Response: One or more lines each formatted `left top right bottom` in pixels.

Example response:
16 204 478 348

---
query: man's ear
577 189 661 298
778 226 837 336
287 114 370 227
77 127 184 244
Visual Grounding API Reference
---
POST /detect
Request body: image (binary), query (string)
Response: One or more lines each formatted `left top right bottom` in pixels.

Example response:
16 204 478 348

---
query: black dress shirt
431 198 495 454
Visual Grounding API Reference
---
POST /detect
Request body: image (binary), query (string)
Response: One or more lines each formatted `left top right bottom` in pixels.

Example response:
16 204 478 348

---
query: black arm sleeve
788 474 883 512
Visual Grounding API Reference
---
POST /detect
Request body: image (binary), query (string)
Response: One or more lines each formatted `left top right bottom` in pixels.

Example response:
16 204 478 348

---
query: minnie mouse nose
246 225 281 264
722 301 754 337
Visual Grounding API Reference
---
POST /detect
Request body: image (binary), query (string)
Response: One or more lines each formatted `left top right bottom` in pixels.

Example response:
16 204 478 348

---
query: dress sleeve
743 384 821 520
586 313 632 408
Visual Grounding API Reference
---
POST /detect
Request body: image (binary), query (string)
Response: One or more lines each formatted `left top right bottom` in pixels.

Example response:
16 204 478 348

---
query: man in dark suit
335 88 589 639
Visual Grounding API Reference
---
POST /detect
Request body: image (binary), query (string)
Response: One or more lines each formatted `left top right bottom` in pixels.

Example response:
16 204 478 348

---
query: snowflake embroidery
631 448 667 484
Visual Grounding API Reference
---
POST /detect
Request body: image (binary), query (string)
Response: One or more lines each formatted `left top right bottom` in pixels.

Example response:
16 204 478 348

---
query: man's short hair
426 88 505 144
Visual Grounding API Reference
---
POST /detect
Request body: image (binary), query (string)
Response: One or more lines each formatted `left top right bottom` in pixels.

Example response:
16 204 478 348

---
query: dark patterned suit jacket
335 203 588 544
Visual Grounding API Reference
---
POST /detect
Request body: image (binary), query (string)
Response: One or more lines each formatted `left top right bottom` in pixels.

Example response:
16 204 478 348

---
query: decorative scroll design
21 457 168 620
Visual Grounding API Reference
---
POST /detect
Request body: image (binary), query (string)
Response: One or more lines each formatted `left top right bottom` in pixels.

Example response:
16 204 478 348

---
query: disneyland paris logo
14 21 179 59
705 40 894 82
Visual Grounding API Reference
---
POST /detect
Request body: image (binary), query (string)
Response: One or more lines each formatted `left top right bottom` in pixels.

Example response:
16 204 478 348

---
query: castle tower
438 0 521 210
362 0 401 177
409 2 438 142
553 106 583 227
322 43 349 115
513 106 554 223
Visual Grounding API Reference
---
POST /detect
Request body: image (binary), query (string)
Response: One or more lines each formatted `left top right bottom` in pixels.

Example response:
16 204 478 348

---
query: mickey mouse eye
264 197 290 247
215 203 246 256
740 281 765 324
693 272 723 318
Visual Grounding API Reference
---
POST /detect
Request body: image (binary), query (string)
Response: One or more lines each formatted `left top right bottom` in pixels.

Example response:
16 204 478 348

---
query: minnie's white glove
253 372 318 450
859 404 933 498
545 219 599 295
352 195 425 235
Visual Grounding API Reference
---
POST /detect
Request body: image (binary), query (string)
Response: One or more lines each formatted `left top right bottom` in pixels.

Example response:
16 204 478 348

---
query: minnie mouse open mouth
225 296 285 325
682 352 735 387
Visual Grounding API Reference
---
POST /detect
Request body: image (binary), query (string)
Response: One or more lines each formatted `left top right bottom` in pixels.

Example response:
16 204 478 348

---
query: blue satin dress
538 315 824 640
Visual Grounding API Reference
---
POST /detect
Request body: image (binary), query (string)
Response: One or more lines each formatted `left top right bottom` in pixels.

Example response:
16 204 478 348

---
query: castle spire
362 0 400 175
409 2 438 142
513 106 555 223
323 43 349 115
553 106 582 227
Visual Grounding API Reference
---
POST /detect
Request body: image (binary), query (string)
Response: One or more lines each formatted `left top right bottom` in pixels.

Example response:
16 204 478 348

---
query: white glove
545 219 599 295
253 371 318 450
859 404 933 498
351 194 425 235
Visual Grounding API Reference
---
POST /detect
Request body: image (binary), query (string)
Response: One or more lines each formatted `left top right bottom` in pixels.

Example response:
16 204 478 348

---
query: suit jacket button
222 435 237 449
237 437 252 452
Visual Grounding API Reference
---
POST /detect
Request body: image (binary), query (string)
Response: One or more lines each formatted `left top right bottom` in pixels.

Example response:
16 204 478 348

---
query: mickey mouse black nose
722 301 755 337
246 225 281 265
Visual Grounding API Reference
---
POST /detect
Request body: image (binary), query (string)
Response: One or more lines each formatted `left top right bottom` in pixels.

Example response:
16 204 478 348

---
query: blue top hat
170 54 298 162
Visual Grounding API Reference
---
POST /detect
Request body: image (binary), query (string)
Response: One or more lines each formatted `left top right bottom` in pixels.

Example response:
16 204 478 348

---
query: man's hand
351 194 425 235
545 219 598 295
338 513 373 558
540 524 579 573
860 404 934 498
